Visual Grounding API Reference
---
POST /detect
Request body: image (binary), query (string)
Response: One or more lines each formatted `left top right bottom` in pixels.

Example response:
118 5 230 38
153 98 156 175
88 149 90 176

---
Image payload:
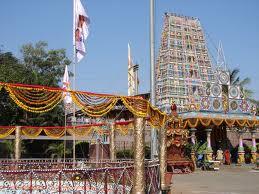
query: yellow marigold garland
121 96 148 117
67 126 93 137
236 119 247 127
212 118 224 126
247 119 256 127
12 88 60 105
115 122 134 135
199 118 211 126
6 85 63 113
187 118 199 128
225 119 236 127
183 120 188 129
148 105 167 128
0 127 16 138
71 92 118 117
0 82 168 126
22 128 42 138
44 128 65 138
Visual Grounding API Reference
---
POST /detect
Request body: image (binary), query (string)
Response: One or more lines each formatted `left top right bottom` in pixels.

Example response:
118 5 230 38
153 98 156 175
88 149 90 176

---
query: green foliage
0 41 71 126
45 142 71 159
0 140 26 158
20 41 71 86
185 141 207 157
197 142 208 154
75 141 90 158
116 146 151 159
0 140 14 158
116 149 134 159
0 41 72 157
0 52 28 83
229 68 253 99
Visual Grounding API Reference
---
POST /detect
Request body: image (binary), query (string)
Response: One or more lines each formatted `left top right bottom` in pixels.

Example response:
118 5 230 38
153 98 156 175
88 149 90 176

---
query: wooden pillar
160 125 168 190
238 131 245 164
251 130 257 163
132 117 145 194
109 122 116 161
14 126 22 160
189 128 197 167
205 129 213 161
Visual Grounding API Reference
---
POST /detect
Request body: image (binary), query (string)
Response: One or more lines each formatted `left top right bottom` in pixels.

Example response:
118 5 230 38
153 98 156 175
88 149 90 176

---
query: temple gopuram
156 13 259 166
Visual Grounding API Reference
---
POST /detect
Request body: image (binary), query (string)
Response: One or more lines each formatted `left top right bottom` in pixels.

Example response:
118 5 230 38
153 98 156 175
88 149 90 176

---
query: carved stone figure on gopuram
166 103 195 173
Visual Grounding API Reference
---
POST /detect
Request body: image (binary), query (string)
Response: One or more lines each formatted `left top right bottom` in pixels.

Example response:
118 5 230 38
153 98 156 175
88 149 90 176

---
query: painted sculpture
166 103 195 173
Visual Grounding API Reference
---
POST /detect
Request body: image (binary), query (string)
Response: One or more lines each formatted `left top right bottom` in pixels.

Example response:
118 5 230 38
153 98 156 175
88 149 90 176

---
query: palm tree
0 140 14 158
229 68 240 85
229 68 253 99
0 140 27 158
45 142 71 159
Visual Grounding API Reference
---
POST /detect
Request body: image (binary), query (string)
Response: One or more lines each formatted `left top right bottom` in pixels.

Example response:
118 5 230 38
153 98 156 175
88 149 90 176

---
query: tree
0 52 26 125
0 41 71 126
45 142 71 159
20 41 71 86
0 140 14 158
0 140 27 158
0 41 72 158
229 68 253 99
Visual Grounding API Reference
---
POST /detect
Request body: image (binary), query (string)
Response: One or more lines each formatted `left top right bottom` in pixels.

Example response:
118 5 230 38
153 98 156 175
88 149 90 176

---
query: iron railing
0 159 160 193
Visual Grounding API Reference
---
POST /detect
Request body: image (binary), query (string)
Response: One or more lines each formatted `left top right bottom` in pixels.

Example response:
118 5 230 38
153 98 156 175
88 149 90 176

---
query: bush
116 149 134 159
116 146 151 159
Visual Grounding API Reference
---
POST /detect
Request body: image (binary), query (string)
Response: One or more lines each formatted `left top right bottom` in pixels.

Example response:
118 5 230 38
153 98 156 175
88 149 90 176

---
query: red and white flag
62 65 72 104
73 0 90 62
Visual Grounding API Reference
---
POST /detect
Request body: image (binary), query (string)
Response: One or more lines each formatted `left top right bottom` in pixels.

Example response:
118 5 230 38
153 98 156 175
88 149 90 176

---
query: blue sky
1 0 259 100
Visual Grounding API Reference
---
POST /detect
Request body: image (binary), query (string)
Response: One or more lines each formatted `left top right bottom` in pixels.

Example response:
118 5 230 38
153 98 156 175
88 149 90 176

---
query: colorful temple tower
156 13 215 112
156 13 258 165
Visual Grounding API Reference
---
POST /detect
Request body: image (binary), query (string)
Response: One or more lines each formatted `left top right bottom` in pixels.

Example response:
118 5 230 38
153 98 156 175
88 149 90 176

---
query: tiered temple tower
156 13 215 112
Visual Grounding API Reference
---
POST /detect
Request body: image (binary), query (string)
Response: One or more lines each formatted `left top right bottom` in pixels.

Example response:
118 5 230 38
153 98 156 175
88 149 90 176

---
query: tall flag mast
150 0 157 159
72 0 90 164
128 43 136 96
62 65 72 162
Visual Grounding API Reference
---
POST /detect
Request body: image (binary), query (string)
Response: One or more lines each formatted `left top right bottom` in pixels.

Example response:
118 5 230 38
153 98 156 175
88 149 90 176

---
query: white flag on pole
128 43 135 96
73 0 90 62
62 65 72 104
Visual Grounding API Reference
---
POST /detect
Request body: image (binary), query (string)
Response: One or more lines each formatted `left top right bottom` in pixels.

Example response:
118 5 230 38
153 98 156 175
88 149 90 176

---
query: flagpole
64 107 67 167
73 0 76 167
150 0 157 159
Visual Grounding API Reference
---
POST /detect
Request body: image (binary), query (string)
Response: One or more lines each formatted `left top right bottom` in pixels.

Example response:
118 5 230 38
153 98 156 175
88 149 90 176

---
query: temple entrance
211 126 228 152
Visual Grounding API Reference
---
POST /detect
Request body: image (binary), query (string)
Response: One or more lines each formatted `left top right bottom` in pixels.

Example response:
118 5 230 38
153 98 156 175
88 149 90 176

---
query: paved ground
171 164 259 194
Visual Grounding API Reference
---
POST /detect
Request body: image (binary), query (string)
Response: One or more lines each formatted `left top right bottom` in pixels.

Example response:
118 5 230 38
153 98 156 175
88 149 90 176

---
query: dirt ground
170 164 259 194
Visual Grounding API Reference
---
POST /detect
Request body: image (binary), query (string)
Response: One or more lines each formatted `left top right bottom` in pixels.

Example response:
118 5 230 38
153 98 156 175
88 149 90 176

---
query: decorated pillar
251 130 257 163
132 117 145 194
109 122 116 161
205 129 213 161
237 131 245 164
160 125 168 191
190 128 197 145
14 126 22 160
189 128 197 166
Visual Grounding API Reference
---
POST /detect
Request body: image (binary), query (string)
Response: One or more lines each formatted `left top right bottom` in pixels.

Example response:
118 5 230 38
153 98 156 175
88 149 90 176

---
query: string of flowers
0 82 167 127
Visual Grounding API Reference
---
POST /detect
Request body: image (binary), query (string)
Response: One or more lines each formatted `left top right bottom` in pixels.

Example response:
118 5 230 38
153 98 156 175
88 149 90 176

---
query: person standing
224 149 231 165
216 148 223 164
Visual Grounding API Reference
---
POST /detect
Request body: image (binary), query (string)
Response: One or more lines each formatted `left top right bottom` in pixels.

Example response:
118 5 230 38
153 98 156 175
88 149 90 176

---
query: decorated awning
179 111 259 128
0 82 166 128
0 120 134 139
